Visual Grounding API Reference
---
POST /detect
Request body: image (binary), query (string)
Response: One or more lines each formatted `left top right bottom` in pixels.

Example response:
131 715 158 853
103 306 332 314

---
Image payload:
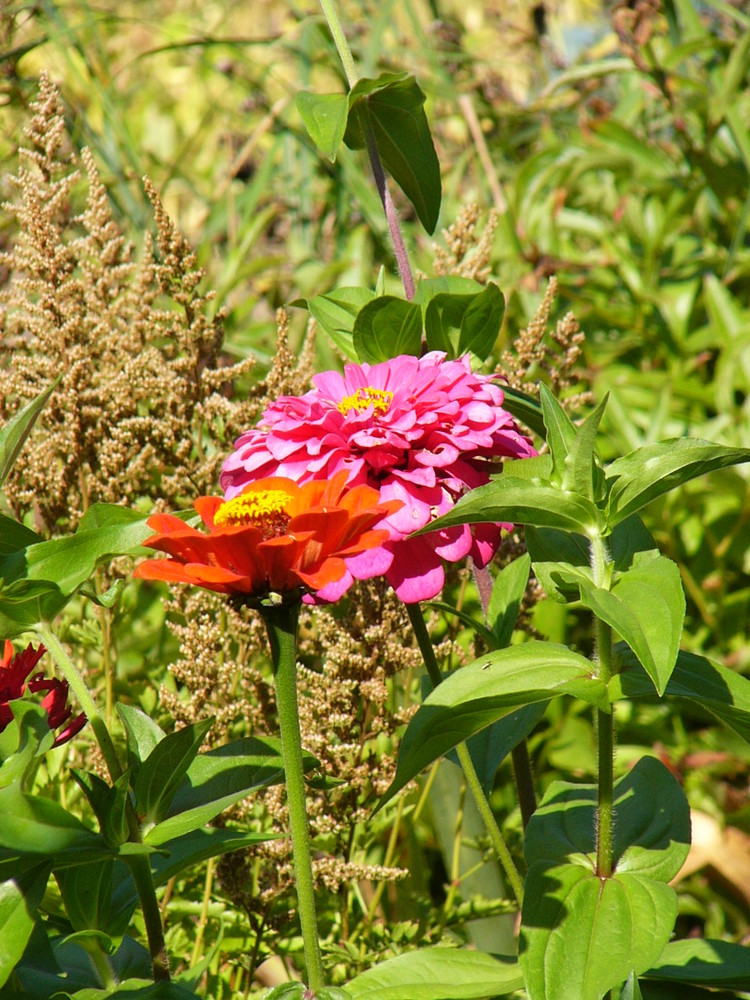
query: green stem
318 0 416 301
590 532 615 878
261 599 325 994
127 853 171 981
36 623 172 980
318 0 358 87
405 603 524 907
35 623 122 781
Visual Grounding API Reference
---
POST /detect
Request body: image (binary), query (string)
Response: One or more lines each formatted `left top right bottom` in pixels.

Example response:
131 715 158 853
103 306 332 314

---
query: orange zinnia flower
133 472 402 601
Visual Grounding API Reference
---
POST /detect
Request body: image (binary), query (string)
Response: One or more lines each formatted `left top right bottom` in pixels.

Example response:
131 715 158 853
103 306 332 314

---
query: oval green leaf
347 947 523 999
520 861 677 1000
353 296 422 363
381 642 607 807
644 938 750 990
524 756 690 881
577 552 684 696
296 90 349 162
613 647 750 744
345 72 441 234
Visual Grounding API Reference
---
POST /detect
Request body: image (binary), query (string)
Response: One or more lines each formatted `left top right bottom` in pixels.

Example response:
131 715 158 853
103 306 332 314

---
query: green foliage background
3 0 750 996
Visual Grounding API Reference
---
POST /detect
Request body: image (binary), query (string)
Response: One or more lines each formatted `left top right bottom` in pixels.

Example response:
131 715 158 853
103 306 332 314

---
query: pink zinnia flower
1 640 86 747
221 352 535 603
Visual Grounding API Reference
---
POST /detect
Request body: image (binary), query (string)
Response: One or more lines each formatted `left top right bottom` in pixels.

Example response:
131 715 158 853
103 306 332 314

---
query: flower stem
318 0 416 300
261 599 325 994
36 622 171 980
590 532 615 878
405 603 524 907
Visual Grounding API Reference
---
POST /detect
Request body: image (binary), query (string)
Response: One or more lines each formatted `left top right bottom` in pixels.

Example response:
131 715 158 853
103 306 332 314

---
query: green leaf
605 439 750 526
458 282 505 358
296 91 349 161
352 296 423 363
499 385 546 440
613 647 750 744
540 383 578 488
108 828 278 933
0 786 110 864
540 386 607 501
419 476 603 537
413 276 481 303
616 972 643 1000
116 704 166 766
0 865 50 989
149 828 275 887
0 578 68 640
345 72 441 234
0 701 54 789
520 861 677 1000
0 516 41 557
262 986 307 1000
57 860 113 932
577 552 685 696
145 736 308 845
346 947 524 999
524 757 690 881
487 553 531 647
423 283 505 360
527 517 657 604
570 397 608 502
301 287 375 360
644 938 750 990
133 718 213 829
381 641 607 807
448 703 547 793
0 377 60 488
0 505 152 600
73 770 131 848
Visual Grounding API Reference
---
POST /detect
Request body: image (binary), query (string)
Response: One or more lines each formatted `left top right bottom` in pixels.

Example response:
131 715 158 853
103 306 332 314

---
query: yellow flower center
214 489 292 538
338 386 393 416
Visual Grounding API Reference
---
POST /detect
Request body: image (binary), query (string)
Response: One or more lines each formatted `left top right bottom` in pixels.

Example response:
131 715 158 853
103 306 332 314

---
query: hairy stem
127 853 171 981
590 532 615 878
262 599 325 993
406 603 524 906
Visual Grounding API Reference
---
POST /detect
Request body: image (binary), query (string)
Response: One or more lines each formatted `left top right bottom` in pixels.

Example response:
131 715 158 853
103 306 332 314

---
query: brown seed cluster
432 202 498 284
0 72 257 532
499 275 590 408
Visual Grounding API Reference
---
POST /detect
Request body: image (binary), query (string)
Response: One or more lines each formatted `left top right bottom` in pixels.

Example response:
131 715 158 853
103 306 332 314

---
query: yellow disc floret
214 489 293 538
338 386 394 416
